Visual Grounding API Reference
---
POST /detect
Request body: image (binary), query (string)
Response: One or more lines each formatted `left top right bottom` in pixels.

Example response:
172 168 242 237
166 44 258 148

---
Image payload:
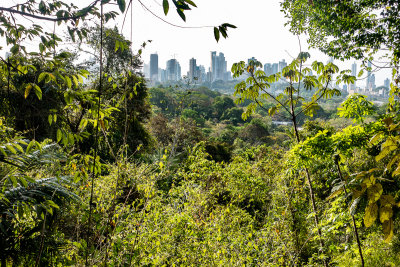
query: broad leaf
364 202 378 227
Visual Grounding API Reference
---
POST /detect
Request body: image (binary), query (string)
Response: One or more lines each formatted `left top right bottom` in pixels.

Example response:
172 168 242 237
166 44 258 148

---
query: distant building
278 59 287 73
199 65 206 82
210 51 217 81
384 78 390 89
272 63 278 74
176 61 181 80
150 53 158 82
189 58 197 82
264 63 272 76
351 62 357 91
210 51 228 81
166 59 181 81
217 53 227 80
366 61 372 90
143 63 150 78
158 68 167 83
370 74 376 90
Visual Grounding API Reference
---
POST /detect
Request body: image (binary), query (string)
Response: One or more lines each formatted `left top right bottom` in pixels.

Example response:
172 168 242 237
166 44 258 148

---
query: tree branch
250 72 291 114
0 0 101 22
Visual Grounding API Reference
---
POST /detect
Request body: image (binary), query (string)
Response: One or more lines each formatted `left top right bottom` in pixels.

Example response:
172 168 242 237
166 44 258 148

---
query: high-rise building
217 53 227 80
150 53 158 82
384 78 390 89
189 58 198 82
166 59 177 81
199 65 206 82
366 61 372 90
278 59 287 73
351 61 357 90
370 74 376 90
210 51 217 81
264 63 272 76
272 63 278 74
210 51 228 81
176 61 181 81
158 68 167 83
143 63 150 78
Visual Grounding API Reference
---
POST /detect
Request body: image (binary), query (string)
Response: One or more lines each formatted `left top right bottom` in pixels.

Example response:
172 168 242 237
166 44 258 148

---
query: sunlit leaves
364 202 378 228
337 94 375 124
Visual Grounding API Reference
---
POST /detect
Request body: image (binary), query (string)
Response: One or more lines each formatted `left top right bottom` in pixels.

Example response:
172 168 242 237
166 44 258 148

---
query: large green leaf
367 183 383 204
163 0 169 15
383 219 394 242
364 202 378 227
117 0 126 12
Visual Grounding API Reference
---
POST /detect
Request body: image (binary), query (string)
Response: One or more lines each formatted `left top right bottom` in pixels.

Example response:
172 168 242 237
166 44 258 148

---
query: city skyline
143 52 391 90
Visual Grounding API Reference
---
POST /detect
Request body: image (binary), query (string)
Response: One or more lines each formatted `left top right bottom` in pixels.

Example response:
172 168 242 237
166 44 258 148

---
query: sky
1 0 392 86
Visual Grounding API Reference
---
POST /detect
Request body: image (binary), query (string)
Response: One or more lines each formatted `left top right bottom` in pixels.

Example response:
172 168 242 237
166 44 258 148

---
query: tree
281 0 400 61
232 53 355 266
212 96 235 119
281 0 400 110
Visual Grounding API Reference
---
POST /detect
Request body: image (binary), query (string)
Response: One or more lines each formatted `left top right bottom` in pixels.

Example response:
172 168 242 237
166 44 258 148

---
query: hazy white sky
118 0 391 85
2 0 392 85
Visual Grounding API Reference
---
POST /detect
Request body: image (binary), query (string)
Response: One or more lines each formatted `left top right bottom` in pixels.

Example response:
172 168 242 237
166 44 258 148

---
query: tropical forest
0 0 400 266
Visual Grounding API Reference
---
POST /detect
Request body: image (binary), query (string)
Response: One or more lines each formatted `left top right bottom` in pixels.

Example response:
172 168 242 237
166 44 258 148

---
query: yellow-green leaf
367 183 383 204
380 206 393 223
383 219 394 242
5 144 17 154
370 133 382 145
380 195 395 207
327 187 343 200
56 129 62 142
364 202 378 227
33 84 42 100
363 175 376 187
376 147 391 162
38 72 47 83
393 164 400 176
25 84 32 98
65 76 72 88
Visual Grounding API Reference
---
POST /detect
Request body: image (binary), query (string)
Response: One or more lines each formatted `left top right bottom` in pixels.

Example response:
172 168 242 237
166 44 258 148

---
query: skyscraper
217 52 227 80
210 51 217 81
366 61 372 90
370 74 376 90
210 51 228 81
143 63 150 78
272 63 278 74
176 61 181 81
166 59 177 81
351 62 357 90
384 78 390 89
189 58 197 82
264 63 272 76
278 59 287 73
150 53 158 82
